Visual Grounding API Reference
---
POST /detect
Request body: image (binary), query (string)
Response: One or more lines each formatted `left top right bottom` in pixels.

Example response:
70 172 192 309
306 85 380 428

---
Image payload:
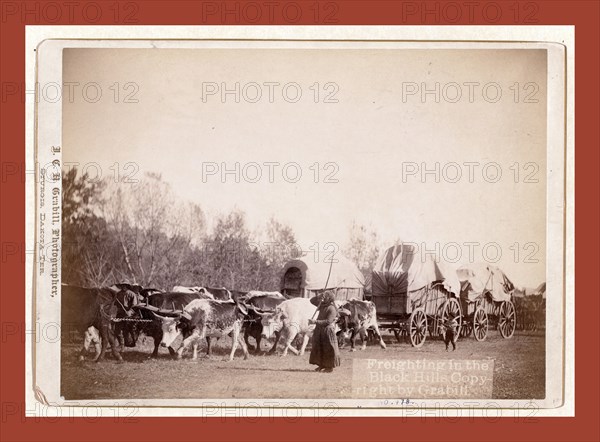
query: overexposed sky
63 47 547 287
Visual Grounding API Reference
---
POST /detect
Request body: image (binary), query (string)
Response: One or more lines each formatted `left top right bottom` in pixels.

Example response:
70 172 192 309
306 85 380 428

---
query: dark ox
155 298 250 361
242 291 286 354
205 287 234 301
132 290 215 358
61 284 139 362
113 283 162 302
337 299 387 351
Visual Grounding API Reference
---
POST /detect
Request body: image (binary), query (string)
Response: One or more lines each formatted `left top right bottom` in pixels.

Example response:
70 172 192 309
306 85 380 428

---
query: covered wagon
513 282 546 331
280 253 365 301
371 243 462 347
456 263 517 340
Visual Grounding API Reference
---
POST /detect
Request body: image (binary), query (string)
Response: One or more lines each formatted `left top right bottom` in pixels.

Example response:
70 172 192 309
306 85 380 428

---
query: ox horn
152 308 182 318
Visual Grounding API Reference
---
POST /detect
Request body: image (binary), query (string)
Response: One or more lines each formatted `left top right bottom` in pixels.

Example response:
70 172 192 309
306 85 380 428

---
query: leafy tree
62 167 305 292
258 218 300 289
99 173 205 288
62 168 117 286
344 220 382 278
197 210 258 290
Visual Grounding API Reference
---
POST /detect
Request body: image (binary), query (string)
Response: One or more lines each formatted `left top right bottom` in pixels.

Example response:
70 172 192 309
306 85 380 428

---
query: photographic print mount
27 28 571 418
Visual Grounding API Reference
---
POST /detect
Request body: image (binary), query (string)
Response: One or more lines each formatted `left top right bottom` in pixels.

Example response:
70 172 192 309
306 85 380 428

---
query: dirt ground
61 330 545 400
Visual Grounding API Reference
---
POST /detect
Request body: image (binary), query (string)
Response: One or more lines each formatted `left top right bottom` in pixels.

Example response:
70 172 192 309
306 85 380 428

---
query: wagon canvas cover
457 263 515 303
534 282 547 298
371 243 461 298
281 254 365 292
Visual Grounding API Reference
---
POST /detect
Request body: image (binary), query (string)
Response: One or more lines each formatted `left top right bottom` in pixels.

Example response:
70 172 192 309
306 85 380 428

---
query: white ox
156 298 249 361
172 286 233 301
79 326 101 361
259 298 317 356
171 286 214 298
245 290 285 300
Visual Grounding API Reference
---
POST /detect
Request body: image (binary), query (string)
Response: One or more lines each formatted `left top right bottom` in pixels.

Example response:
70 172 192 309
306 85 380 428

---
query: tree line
62 168 382 291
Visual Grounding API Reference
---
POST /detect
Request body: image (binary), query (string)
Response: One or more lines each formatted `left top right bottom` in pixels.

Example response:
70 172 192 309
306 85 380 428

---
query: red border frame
1 1 598 441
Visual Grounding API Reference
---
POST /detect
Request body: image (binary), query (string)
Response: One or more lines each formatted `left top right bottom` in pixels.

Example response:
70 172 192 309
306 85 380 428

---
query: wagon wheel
441 298 462 342
409 308 427 348
498 300 516 339
473 306 488 341
460 320 473 337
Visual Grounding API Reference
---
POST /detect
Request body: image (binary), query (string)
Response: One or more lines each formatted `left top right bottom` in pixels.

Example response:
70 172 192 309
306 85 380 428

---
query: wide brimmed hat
322 290 336 304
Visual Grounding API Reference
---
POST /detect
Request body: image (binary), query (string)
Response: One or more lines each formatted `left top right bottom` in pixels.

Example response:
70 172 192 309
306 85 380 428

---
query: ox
172 286 204 294
337 299 387 351
61 284 139 362
132 290 216 358
171 286 232 301
108 283 163 348
205 287 233 301
154 298 250 361
242 291 286 354
81 326 101 359
259 298 316 356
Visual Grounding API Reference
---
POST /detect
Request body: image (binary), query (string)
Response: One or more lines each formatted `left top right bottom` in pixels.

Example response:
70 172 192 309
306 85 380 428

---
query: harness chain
99 302 154 323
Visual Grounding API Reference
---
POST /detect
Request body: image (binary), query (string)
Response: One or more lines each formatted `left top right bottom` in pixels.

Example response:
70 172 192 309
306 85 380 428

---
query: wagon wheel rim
441 298 462 342
409 308 427 348
498 300 516 339
473 307 488 341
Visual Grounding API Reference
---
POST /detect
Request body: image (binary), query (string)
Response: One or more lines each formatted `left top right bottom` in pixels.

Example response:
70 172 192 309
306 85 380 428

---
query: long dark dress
309 299 341 369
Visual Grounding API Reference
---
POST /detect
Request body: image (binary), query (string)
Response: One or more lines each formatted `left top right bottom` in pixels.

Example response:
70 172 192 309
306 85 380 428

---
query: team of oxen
62 283 387 363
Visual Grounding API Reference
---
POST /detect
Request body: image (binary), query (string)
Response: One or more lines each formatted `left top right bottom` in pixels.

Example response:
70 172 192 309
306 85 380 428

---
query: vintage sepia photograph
30 37 566 411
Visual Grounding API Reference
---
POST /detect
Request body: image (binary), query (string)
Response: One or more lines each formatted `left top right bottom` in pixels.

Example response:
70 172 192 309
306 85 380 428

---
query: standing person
308 291 341 373
442 315 459 352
